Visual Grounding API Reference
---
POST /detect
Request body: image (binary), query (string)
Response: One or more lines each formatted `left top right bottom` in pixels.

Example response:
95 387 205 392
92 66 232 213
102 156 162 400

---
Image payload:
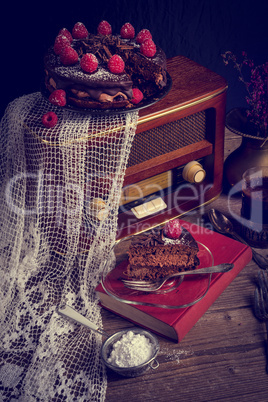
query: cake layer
126 265 197 281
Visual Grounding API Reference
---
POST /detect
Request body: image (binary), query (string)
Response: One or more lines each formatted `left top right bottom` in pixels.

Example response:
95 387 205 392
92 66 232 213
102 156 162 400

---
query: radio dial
182 161 206 183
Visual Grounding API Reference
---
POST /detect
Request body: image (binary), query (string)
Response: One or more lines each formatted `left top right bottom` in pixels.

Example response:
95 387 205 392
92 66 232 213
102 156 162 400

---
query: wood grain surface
103 129 268 402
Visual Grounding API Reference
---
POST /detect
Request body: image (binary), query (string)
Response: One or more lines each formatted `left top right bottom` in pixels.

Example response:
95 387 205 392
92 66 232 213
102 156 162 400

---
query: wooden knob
182 161 206 183
89 198 109 221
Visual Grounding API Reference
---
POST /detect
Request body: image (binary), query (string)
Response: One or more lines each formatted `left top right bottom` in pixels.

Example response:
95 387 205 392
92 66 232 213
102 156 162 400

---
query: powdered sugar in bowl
101 328 160 377
57 305 160 378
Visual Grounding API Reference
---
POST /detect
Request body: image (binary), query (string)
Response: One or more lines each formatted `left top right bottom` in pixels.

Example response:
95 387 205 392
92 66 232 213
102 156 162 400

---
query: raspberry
60 46 79 66
120 22 135 39
54 35 70 55
42 111 58 128
140 39 156 57
163 219 182 240
48 89 67 107
131 88 143 104
80 53 98 73
58 28 73 43
97 20 112 35
72 22 88 39
136 29 152 44
108 55 125 74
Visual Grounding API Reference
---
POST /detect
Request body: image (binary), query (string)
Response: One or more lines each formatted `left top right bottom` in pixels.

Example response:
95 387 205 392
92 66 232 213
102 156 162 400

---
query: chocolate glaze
44 33 167 106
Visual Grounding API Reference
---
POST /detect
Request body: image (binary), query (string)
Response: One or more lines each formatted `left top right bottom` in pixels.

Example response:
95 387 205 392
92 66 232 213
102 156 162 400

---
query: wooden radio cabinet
117 55 228 239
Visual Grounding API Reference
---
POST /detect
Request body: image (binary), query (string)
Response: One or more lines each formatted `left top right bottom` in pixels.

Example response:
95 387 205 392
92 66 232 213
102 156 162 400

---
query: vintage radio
117 55 228 239
24 55 227 252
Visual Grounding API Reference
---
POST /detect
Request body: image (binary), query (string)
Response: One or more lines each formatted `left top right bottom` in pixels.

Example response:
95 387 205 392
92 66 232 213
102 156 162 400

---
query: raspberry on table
120 22 135 39
60 46 79 66
42 111 58 128
140 39 156 57
72 22 88 39
136 29 152 44
54 35 70 55
58 28 73 43
131 88 143 104
163 219 182 239
108 55 125 74
48 89 67 107
80 53 98 73
97 20 112 35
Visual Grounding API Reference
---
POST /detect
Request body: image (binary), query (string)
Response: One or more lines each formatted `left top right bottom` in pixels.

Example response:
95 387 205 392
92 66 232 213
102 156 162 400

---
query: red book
96 220 252 342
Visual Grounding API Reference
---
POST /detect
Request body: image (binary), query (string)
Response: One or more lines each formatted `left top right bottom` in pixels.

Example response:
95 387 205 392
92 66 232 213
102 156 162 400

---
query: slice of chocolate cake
127 221 200 280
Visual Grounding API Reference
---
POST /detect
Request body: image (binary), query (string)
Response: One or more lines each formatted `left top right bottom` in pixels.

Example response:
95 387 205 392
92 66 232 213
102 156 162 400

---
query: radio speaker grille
127 110 206 167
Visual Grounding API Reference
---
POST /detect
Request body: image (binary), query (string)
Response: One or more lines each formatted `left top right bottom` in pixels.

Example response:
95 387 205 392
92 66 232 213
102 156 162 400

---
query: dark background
1 0 267 119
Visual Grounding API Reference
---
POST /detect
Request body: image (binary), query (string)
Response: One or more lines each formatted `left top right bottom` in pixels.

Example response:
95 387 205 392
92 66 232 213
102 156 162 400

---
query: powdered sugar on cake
54 65 128 83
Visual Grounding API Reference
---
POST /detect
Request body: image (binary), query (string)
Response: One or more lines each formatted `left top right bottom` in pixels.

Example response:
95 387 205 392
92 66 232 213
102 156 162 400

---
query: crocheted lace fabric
0 93 138 401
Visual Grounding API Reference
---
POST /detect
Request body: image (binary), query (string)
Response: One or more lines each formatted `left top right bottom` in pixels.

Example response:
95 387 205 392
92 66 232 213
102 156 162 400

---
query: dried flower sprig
222 51 268 138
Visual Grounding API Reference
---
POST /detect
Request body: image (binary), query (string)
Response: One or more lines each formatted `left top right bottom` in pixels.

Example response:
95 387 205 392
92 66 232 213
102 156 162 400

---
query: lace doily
0 93 138 401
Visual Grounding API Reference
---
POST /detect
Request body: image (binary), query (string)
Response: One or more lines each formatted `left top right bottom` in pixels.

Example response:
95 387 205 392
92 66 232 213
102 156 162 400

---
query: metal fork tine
121 277 167 292
122 263 234 292
123 280 155 287
123 283 160 291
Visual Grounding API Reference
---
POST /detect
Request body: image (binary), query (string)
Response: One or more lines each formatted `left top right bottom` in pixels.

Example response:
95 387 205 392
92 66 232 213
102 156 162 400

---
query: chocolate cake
44 21 167 110
127 226 200 280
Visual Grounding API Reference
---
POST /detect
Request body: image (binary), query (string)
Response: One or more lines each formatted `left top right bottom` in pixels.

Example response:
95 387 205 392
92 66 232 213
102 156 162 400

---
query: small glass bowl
101 327 160 377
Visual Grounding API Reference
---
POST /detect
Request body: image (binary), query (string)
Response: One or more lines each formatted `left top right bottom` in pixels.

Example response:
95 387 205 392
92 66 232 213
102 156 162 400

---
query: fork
122 263 234 292
254 270 268 374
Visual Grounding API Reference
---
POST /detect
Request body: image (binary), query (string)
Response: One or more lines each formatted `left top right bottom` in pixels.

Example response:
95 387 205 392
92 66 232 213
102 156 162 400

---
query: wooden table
102 129 268 401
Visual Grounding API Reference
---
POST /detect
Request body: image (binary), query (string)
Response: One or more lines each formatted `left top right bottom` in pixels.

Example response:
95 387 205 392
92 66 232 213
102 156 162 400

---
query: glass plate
101 236 214 309
41 73 172 116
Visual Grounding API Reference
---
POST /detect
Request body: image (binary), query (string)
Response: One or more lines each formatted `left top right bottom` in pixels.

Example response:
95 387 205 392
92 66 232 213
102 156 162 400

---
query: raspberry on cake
58 28 73 43
54 35 71 55
97 20 112 36
163 218 182 239
72 22 88 39
80 53 98 73
108 55 125 74
136 29 152 44
120 23 135 39
44 21 167 109
131 88 144 104
48 89 67 107
127 225 200 280
140 39 156 57
60 46 79 66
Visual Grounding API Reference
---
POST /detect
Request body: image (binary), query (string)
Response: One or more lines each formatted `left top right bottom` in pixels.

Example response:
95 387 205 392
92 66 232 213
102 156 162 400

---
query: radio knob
182 161 206 183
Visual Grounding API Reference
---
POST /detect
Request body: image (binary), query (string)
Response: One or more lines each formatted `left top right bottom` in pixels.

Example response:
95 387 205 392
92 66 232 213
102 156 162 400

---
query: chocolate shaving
102 45 113 59
72 34 136 65
131 229 164 248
